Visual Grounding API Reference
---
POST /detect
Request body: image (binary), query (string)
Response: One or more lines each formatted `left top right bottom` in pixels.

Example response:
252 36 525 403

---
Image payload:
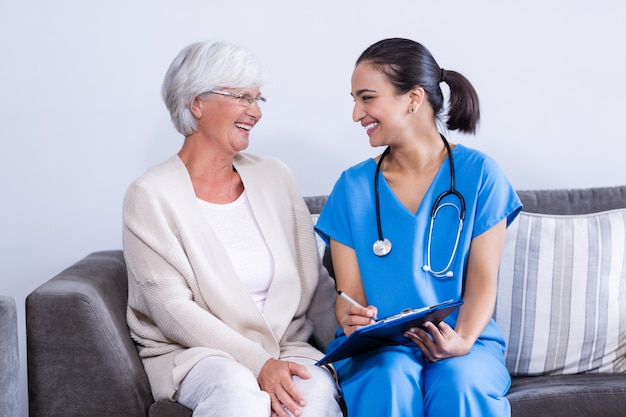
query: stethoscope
372 134 466 279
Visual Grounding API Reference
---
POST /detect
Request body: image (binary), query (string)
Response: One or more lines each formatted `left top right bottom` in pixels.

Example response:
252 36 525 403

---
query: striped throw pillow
495 209 626 376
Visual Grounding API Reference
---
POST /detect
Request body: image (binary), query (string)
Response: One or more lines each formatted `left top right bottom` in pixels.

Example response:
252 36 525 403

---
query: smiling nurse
315 38 523 417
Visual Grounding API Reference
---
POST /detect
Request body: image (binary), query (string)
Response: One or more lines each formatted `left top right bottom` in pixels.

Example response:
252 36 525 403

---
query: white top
197 190 274 312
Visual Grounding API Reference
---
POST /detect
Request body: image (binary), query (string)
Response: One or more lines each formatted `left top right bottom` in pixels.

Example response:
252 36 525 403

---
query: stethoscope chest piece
373 238 392 257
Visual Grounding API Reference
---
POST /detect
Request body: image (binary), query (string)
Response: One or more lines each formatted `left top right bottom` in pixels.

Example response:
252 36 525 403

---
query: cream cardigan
123 153 337 400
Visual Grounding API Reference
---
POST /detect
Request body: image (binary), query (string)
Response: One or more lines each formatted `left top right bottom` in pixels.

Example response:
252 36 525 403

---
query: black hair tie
440 68 446 83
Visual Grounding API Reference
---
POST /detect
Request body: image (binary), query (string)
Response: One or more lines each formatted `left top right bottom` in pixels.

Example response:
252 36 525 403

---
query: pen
337 290 378 322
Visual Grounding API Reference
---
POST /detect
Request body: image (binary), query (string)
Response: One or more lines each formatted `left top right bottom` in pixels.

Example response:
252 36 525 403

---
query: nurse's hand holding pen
337 290 378 336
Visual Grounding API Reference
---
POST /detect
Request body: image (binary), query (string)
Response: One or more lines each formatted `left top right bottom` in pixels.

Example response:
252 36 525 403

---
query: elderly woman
123 40 342 417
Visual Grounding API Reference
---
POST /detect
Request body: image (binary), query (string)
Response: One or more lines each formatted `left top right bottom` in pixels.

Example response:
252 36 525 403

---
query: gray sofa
1 296 22 417
26 186 626 417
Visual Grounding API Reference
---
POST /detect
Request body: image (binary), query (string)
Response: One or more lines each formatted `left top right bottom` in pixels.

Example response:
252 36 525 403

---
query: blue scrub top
316 144 522 344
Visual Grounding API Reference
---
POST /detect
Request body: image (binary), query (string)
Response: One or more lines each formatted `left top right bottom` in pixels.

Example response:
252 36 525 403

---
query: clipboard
316 299 463 365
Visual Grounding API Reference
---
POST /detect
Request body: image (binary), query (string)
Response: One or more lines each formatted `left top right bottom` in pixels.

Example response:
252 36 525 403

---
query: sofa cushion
508 373 626 417
495 209 626 376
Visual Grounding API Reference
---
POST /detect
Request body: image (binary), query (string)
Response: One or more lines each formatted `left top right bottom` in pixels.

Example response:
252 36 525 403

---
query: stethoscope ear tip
422 265 454 278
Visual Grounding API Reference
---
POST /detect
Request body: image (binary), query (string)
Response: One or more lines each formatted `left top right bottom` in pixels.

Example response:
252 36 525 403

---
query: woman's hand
257 358 310 417
403 321 472 361
339 303 378 336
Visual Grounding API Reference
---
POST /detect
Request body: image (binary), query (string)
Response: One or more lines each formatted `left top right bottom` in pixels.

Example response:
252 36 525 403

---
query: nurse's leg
423 339 511 417
335 346 425 417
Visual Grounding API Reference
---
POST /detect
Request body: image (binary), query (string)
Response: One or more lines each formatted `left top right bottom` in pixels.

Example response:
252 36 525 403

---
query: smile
235 123 252 131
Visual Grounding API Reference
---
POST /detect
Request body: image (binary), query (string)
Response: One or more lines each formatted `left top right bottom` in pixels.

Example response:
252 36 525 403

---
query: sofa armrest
26 251 153 417
1 296 21 417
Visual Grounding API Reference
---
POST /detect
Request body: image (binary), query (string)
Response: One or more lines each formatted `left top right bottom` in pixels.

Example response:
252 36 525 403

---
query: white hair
161 41 267 136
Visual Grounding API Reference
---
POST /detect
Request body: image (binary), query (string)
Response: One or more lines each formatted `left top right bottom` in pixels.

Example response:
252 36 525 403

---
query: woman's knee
283 357 343 416
176 356 269 414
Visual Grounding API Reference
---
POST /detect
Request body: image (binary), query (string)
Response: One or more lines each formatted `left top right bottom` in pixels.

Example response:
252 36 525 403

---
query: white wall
1 0 625 415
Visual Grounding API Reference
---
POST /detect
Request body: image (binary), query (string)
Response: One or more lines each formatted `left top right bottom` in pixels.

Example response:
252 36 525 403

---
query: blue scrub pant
333 339 511 417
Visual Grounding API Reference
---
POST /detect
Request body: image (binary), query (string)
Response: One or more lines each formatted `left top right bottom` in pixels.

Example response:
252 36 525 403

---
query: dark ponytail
441 69 480 134
356 38 480 134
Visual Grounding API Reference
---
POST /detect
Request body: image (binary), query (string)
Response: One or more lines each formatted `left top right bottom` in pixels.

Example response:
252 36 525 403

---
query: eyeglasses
205 89 267 107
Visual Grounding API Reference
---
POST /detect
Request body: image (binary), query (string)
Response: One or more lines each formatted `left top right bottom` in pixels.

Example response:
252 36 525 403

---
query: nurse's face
351 63 411 148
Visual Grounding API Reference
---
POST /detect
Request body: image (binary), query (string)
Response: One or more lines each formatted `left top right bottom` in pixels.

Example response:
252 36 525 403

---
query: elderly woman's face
192 87 263 153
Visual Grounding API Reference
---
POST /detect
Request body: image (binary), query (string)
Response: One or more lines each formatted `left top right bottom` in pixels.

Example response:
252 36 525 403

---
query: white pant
175 356 343 417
